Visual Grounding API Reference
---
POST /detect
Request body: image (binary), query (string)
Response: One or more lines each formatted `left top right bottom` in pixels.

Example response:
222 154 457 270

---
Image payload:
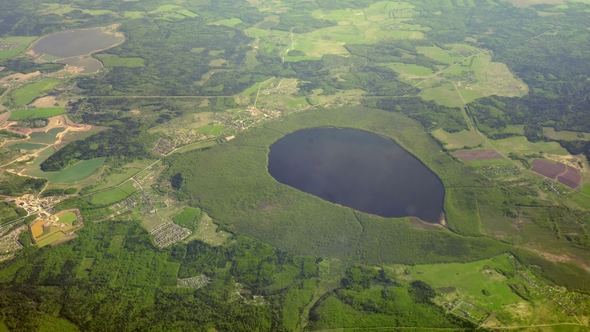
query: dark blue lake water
268 127 445 223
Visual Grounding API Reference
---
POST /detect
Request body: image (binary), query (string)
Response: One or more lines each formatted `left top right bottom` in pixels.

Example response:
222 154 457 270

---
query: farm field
395 255 523 312
531 159 566 179
90 181 137 206
489 136 569 156
10 79 62 107
543 127 590 140
95 54 145 67
31 211 78 247
8 107 64 120
417 51 527 107
431 129 485 149
172 207 201 230
88 166 144 192
57 211 77 225
452 149 503 161
210 18 242 27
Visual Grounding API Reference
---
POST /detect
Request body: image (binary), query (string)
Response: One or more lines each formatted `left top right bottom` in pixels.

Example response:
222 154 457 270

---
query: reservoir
268 127 445 223
32 28 124 59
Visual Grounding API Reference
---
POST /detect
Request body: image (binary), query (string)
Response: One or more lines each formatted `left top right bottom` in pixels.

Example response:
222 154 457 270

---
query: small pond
268 127 445 223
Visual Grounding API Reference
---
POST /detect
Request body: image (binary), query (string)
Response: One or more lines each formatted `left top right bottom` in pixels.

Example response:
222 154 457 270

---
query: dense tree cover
0 130 26 139
420 1 590 133
0 201 26 223
0 0 116 36
512 248 590 293
163 107 503 262
0 58 64 75
0 221 279 331
372 97 467 132
556 140 590 162
40 187 77 197
0 171 46 196
40 119 156 171
308 265 476 330
82 17 255 96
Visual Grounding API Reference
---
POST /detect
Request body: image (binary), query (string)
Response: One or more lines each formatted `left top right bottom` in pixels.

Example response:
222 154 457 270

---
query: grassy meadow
11 79 62 106
90 181 137 206
95 54 145 67
8 107 64 120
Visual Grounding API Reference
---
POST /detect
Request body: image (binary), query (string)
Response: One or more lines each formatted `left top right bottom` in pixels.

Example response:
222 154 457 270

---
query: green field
11 79 62 106
36 231 65 247
173 207 201 230
90 181 137 206
58 211 77 225
384 62 434 77
419 82 464 107
40 54 61 62
170 141 217 154
398 255 522 311
23 147 106 183
123 11 145 18
0 36 38 59
431 129 484 149
490 136 569 156
210 18 242 27
197 125 225 135
8 107 64 120
89 167 143 192
543 127 590 140
95 54 145 67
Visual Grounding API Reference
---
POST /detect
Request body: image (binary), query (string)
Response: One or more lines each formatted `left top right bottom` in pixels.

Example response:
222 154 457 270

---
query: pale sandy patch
32 96 57 108
0 71 40 85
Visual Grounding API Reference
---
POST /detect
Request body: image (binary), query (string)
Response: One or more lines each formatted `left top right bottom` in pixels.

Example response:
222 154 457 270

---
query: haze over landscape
1 0 590 331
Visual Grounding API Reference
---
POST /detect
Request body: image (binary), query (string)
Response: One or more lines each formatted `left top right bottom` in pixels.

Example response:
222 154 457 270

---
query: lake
57 57 103 74
32 28 124 59
268 127 445 223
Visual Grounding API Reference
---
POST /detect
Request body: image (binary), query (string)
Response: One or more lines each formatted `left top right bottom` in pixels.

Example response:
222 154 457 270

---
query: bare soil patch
557 166 581 189
531 159 566 179
452 149 503 161
32 96 57 108
409 217 442 230
0 71 40 85
0 112 9 125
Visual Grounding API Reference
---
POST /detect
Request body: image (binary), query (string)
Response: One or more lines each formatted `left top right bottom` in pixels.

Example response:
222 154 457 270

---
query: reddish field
531 159 566 179
452 149 503 161
557 166 582 189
